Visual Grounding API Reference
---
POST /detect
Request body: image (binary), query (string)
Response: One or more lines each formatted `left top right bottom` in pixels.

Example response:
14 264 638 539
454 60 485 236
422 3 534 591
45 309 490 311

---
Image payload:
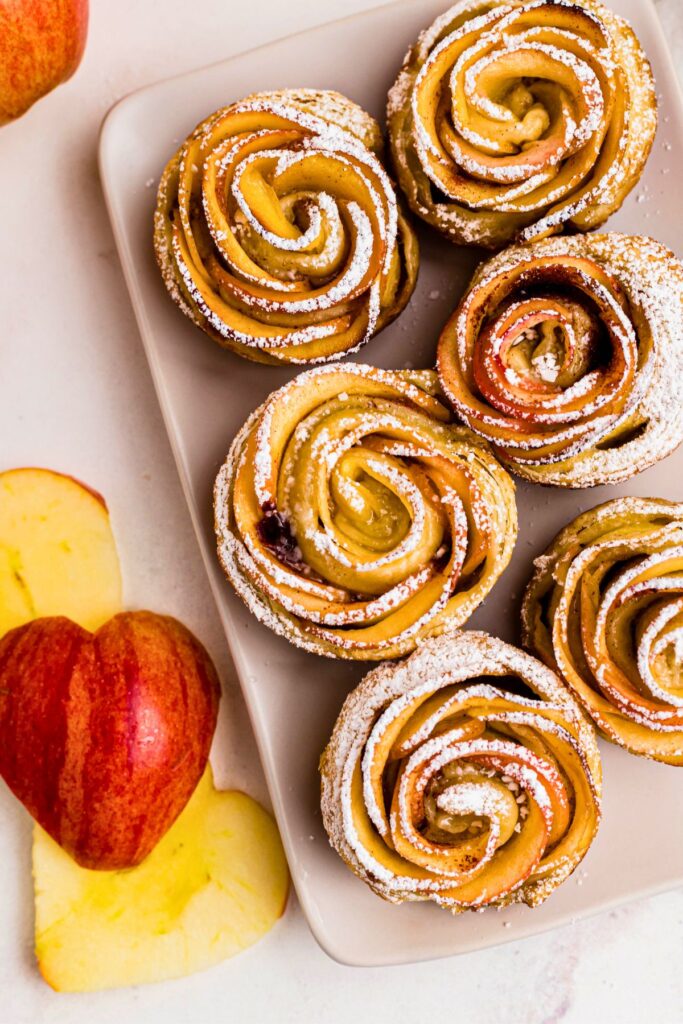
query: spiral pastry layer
321 630 601 910
523 498 683 765
214 365 516 660
387 0 656 249
437 233 683 487
154 89 418 364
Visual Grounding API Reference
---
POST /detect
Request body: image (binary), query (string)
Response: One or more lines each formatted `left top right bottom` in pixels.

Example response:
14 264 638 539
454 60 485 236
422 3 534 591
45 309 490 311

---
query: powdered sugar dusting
154 89 417 364
438 232 683 488
387 0 657 248
214 365 517 660
320 630 601 911
522 496 683 763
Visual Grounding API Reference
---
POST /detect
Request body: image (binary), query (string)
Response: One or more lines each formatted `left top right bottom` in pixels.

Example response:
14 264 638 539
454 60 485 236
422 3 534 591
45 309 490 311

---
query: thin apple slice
34 764 289 992
0 468 122 635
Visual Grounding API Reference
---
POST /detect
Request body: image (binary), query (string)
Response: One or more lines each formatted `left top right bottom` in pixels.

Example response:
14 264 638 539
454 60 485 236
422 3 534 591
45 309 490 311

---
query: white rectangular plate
99 0 683 967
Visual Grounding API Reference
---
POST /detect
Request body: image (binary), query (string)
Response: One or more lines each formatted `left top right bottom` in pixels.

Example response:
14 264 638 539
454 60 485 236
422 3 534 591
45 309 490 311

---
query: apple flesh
0 467 122 636
0 611 220 869
0 466 289 987
0 0 88 126
34 764 290 992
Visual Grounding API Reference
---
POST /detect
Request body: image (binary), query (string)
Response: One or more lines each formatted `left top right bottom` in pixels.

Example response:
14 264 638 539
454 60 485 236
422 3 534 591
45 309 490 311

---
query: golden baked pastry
320 630 601 910
437 233 683 487
523 497 683 765
387 0 656 248
154 89 418 364
214 365 516 660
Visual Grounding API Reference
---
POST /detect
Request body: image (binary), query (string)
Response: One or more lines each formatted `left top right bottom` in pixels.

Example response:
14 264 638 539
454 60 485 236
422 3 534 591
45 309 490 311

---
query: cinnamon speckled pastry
214 365 516 660
320 630 601 910
154 89 418 364
523 497 683 765
437 233 683 488
387 0 656 248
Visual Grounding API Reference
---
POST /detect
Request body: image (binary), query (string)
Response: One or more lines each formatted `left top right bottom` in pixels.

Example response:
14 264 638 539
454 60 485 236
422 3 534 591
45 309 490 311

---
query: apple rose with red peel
154 89 418 365
437 233 683 488
387 0 656 249
214 364 516 660
523 498 683 765
320 631 600 910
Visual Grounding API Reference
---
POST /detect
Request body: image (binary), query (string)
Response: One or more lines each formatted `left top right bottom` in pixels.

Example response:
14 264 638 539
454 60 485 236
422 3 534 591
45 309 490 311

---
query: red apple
0 611 221 869
0 0 89 126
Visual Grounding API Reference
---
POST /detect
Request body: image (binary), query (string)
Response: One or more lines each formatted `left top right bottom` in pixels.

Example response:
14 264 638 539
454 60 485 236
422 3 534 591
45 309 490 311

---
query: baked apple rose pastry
154 89 418 364
320 631 601 910
437 234 683 487
523 498 683 765
214 365 516 660
387 0 656 248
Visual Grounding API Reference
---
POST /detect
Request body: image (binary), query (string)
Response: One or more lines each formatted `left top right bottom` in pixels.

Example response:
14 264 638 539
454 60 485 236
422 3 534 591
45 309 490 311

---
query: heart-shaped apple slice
0 611 220 869
34 764 289 991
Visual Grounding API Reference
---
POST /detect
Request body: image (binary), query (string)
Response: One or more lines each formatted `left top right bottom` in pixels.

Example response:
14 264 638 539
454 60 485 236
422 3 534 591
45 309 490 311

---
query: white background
1 1 682 1021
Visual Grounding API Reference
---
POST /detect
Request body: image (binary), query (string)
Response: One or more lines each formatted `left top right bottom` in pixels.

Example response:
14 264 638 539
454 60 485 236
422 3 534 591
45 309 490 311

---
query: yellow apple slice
0 467 122 635
33 764 289 992
10 465 289 990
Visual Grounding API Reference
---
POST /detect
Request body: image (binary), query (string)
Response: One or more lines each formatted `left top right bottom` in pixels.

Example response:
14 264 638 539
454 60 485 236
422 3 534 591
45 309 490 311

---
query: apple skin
0 611 221 869
4 465 108 510
0 0 89 126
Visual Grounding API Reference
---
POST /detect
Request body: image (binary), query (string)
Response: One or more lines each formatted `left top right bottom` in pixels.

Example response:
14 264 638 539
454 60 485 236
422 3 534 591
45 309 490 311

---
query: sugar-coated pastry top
387 0 656 248
321 630 601 910
437 233 683 488
154 89 418 364
214 364 516 660
523 497 683 764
